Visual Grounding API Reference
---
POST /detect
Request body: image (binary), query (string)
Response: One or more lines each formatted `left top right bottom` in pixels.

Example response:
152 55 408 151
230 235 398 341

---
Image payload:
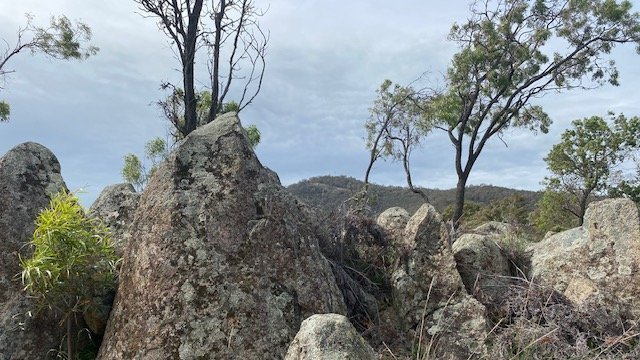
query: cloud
1 0 639 207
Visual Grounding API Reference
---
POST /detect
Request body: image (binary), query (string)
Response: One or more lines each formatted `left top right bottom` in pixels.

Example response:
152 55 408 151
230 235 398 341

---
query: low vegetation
20 191 119 360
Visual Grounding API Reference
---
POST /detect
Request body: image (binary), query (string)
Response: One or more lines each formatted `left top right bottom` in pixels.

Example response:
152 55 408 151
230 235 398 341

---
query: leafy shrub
529 190 580 235
20 191 118 359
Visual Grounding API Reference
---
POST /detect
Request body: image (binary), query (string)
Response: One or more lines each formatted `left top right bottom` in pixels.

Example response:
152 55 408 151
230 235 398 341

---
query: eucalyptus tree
365 79 434 201
0 14 98 121
543 114 639 225
375 0 640 227
135 0 267 138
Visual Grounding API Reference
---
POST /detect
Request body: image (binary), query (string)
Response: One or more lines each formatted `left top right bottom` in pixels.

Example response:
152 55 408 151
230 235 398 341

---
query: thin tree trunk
578 192 589 226
182 0 204 136
452 176 467 227
403 147 428 203
208 1 226 123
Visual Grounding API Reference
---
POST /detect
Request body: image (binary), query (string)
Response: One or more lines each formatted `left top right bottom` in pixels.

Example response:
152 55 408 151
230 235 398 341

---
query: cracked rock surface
97 113 345 360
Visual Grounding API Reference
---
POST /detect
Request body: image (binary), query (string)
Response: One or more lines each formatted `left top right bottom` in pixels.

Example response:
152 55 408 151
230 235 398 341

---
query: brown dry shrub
487 279 640 359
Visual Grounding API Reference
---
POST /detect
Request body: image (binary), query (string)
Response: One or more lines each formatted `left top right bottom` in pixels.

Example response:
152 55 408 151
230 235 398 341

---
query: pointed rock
98 113 346 359
0 142 66 359
392 204 488 359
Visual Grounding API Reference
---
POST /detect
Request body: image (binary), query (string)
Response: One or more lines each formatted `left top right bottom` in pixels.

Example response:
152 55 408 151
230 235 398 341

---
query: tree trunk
182 0 204 136
578 192 589 226
452 176 467 227
208 1 226 123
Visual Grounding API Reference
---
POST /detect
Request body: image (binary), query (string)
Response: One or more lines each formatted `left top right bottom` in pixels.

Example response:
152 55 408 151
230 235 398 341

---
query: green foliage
20 191 117 359
121 137 168 191
218 101 240 114
159 89 259 143
610 179 640 203
543 114 639 223
0 100 9 122
364 79 434 200
0 14 98 123
370 0 640 226
529 190 580 234
31 15 99 60
366 79 433 163
442 201 483 227
21 191 118 314
121 153 144 191
246 124 261 149
472 194 531 227
609 154 640 203
159 88 211 139
287 175 541 217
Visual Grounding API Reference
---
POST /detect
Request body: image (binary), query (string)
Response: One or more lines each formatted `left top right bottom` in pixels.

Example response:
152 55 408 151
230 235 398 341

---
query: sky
1 0 639 206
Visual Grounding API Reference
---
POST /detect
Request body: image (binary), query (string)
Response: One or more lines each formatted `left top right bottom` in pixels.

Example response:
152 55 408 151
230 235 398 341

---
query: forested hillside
286 175 541 215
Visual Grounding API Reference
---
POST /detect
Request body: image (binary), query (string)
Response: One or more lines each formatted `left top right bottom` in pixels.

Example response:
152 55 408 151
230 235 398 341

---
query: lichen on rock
0 142 67 359
97 113 346 359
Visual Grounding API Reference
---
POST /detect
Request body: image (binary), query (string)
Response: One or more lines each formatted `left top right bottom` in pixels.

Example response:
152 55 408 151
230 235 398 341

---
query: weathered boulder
98 113 346 359
472 221 513 236
0 142 66 359
452 228 512 303
284 313 376 360
392 204 488 359
376 207 410 246
529 198 640 318
88 183 140 256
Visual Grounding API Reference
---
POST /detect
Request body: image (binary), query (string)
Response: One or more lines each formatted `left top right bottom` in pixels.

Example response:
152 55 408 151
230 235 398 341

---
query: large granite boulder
452 225 512 303
529 198 640 318
284 314 376 360
98 113 346 359
376 207 410 246
0 142 66 359
88 183 140 256
392 204 488 359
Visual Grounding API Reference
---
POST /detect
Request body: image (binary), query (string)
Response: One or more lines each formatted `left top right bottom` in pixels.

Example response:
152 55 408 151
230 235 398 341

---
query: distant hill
286 175 542 215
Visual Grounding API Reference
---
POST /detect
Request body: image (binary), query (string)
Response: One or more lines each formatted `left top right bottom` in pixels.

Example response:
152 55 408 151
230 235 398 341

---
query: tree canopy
135 0 267 138
543 113 639 224
365 79 433 201
0 14 98 122
367 0 640 228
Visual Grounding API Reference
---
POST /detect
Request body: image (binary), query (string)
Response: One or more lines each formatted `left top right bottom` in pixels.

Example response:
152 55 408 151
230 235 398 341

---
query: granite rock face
452 226 512 303
284 314 376 360
529 198 640 318
97 113 346 359
392 204 488 359
88 183 140 256
0 142 66 359
376 207 410 246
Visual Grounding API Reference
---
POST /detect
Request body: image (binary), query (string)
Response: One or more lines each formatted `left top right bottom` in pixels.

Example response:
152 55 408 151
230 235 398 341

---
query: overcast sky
1 1 639 206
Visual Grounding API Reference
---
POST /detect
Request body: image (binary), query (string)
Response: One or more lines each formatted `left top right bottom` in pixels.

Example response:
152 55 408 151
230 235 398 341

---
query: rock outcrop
284 313 376 360
98 113 346 359
88 183 140 256
529 198 640 318
0 142 66 359
376 207 410 246
392 204 488 359
452 224 512 303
